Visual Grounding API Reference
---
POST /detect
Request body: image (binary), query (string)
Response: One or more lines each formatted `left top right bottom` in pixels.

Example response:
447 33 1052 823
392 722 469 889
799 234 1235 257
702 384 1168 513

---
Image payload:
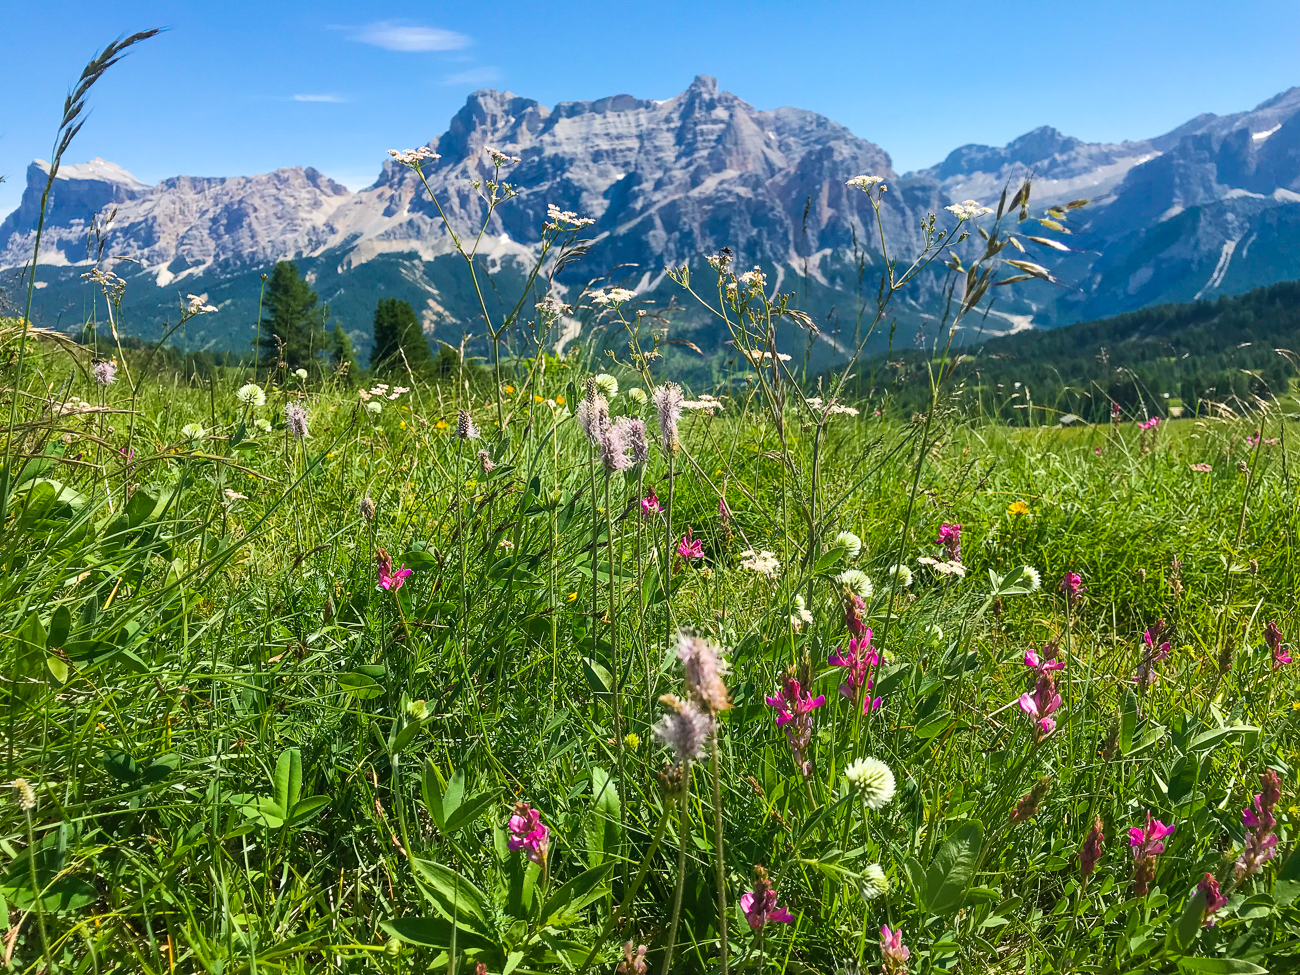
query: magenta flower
641 490 662 516
844 592 868 640
1059 571 1085 608
829 632 881 713
739 865 793 930
880 925 910 974
1236 769 1282 879
935 523 962 563
1128 811 1175 859
1018 673 1062 739
1024 643 1065 677
1265 621 1290 669
507 801 550 865
375 547 413 591
765 673 824 777
1137 620 1171 689
1197 873 1229 926
1138 416 1162 432
676 528 703 561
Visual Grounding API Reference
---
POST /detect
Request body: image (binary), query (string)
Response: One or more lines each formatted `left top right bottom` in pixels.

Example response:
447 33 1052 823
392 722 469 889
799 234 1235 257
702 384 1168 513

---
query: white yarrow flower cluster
545 203 595 229
845 757 897 809
737 267 766 294
536 294 572 320
945 199 995 221
806 397 859 417
388 146 440 167
834 531 862 560
483 146 520 166
740 348 792 367
739 549 781 580
837 568 873 600
236 383 266 407
588 287 636 306
186 294 217 315
846 175 885 191
681 393 722 414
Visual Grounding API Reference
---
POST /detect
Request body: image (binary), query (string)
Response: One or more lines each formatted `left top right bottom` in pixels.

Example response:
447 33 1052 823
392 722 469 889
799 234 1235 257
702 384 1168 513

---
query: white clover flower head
888 564 914 588
861 863 889 900
593 373 619 399
181 422 206 440
837 568 873 601
236 382 266 407
294 368 309 381
365 400 383 415
1019 566 1042 591
739 549 781 580
845 757 896 809
846 175 885 191
388 146 440 167
923 623 944 645
483 146 521 166
186 293 217 315
945 199 996 221
536 294 572 321
406 698 429 720
545 203 595 229
255 417 272 432
834 531 863 561
626 387 647 406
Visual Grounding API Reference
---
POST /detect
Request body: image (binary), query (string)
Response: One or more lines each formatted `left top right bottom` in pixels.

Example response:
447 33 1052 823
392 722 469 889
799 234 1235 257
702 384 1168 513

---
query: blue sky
2 0 1298 216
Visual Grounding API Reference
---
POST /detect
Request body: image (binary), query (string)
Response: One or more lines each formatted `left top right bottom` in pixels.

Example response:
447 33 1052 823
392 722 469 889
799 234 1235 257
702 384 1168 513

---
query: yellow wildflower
566 592 578 603
555 395 565 405
1008 500 1030 516
505 384 515 394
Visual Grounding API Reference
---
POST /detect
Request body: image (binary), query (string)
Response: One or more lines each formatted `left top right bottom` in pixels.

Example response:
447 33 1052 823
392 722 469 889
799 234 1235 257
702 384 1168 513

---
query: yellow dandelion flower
555 395 566 405
1008 500 1030 516
566 592 578 603
400 421 407 429
435 420 447 430
534 395 545 403
505 384 515 394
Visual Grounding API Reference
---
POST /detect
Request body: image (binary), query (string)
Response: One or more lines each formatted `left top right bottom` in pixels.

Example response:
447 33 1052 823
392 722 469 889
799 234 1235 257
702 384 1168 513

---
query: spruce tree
257 261 327 373
370 298 434 377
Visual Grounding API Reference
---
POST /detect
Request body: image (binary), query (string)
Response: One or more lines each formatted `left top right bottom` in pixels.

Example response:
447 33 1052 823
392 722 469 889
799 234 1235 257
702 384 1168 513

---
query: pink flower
765 673 824 777
1190 463 1212 473
1094 446 1103 456
1018 672 1062 739
829 632 881 713
676 528 703 561
1236 770 1282 879
1197 873 1229 926
1137 620 1171 689
844 592 868 640
739 866 793 930
1128 811 1175 860
376 547 413 591
1266 621 1290 669
641 491 662 516
935 522 962 563
1059 571 1085 608
880 925 910 974
1024 643 1065 677
507 802 550 865
1138 416 1162 432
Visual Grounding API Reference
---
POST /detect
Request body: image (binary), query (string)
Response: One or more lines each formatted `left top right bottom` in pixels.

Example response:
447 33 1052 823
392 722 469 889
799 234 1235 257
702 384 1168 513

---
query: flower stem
660 773 692 975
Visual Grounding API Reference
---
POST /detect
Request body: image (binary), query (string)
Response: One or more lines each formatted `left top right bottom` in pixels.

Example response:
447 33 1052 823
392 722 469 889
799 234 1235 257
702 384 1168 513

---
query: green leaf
1175 959 1268 974
338 671 383 700
1176 887 1208 951
813 545 849 575
582 657 613 700
444 767 466 819
902 857 929 912
1188 726 1258 751
443 791 498 835
411 858 492 931
45 653 69 684
380 917 492 952
586 767 621 867
274 748 303 813
1272 844 1300 907
48 605 72 648
422 762 447 831
288 795 330 826
0 876 98 914
542 862 615 924
924 820 985 915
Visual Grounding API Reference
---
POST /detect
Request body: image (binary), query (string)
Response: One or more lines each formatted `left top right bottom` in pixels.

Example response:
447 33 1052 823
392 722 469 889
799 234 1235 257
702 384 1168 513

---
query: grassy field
0 312 1297 974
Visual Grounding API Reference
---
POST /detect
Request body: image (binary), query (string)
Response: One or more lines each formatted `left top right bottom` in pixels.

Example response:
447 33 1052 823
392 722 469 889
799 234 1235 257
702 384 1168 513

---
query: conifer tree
370 298 434 376
257 261 327 373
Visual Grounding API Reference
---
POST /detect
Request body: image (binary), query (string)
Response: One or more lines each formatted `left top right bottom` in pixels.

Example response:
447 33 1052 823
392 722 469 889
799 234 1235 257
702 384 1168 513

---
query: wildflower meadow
1 33 1298 975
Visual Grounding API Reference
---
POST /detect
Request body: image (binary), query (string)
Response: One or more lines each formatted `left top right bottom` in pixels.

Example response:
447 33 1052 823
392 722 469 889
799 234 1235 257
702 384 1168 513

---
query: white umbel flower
739 549 780 580
845 757 896 809
236 383 266 407
834 531 862 560
1019 566 1042 591
861 863 889 900
592 373 619 399
837 569 873 601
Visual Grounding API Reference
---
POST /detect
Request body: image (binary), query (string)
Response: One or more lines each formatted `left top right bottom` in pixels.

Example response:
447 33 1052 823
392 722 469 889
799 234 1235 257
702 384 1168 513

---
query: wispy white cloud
293 94 348 103
442 66 502 87
349 21 470 52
